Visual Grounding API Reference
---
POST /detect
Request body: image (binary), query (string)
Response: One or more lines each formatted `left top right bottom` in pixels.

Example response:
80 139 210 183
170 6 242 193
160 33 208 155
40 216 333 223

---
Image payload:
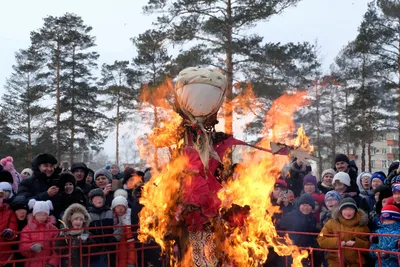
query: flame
217 90 310 266
137 79 312 266
294 125 314 152
126 173 143 189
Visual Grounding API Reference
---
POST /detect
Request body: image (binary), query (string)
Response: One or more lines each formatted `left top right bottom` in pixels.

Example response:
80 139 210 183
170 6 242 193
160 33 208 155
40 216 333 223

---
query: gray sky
0 0 370 161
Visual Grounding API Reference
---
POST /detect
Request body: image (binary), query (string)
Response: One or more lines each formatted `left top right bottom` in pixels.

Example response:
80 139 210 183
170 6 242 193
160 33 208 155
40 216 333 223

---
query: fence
1 226 400 267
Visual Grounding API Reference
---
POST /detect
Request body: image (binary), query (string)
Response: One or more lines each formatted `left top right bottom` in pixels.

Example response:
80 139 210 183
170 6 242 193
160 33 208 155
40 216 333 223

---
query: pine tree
1 46 49 160
99 60 138 165
31 13 107 163
143 0 302 135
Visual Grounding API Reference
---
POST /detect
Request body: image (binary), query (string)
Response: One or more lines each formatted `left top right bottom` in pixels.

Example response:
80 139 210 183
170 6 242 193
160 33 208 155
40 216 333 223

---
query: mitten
1 228 14 240
31 243 43 253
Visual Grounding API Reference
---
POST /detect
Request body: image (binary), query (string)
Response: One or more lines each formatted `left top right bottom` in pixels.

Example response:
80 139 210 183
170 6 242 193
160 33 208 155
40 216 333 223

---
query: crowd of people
2 152 400 266
268 154 400 267
0 153 158 267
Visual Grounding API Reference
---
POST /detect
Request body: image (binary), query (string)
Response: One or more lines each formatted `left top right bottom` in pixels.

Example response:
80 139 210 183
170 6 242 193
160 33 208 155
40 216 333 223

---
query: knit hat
325 190 341 202
94 169 112 182
321 169 336 179
332 172 351 187
89 188 105 200
392 184 400 193
28 199 53 216
71 162 89 177
303 174 317 186
111 196 128 210
335 154 350 164
274 179 287 189
0 170 13 184
10 200 29 212
298 193 315 209
114 189 128 199
391 175 400 185
371 172 386 183
21 168 33 177
381 204 400 222
0 182 13 199
339 197 358 212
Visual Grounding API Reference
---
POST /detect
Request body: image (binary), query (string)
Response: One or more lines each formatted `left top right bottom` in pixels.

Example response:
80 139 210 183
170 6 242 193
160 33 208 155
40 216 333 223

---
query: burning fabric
137 67 315 266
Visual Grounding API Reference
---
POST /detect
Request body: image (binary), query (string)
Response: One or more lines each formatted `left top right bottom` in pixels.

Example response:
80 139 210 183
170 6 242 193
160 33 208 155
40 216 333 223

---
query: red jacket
0 204 18 263
19 216 59 267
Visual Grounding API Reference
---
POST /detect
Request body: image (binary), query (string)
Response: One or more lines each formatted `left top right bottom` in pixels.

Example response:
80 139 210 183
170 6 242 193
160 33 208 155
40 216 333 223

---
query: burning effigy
137 67 315 266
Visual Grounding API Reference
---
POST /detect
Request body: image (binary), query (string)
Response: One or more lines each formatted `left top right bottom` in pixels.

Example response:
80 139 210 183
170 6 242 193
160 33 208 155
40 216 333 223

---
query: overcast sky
0 0 370 161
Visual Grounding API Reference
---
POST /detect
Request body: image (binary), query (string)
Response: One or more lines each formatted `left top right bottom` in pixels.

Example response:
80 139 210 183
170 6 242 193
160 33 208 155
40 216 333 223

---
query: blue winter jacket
370 222 400 267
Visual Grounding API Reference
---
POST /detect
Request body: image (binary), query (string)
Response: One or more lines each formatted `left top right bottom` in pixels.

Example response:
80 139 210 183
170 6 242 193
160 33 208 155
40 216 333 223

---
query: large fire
137 79 313 266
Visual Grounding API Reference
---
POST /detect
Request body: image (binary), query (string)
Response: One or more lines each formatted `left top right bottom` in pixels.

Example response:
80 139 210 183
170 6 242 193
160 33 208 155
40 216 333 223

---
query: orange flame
138 79 312 266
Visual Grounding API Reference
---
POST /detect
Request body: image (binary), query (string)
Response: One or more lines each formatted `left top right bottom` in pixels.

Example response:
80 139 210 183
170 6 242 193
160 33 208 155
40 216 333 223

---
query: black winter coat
16 168 61 202
54 189 87 219
76 180 91 196
55 233 96 267
278 209 319 248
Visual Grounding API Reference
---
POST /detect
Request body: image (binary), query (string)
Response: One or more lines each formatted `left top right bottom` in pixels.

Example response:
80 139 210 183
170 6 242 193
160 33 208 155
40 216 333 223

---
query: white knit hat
114 189 128 199
321 169 336 179
28 199 53 216
21 168 33 176
111 196 128 210
332 172 351 187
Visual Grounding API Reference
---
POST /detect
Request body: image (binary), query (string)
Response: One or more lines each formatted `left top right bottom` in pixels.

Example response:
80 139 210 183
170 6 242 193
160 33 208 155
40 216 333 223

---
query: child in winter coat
10 200 29 267
112 190 137 267
278 193 322 266
0 188 18 265
317 198 370 267
56 203 95 267
357 172 376 213
88 188 119 267
0 181 14 204
318 169 336 194
19 199 59 267
277 189 295 216
320 191 341 227
0 156 21 192
370 204 400 267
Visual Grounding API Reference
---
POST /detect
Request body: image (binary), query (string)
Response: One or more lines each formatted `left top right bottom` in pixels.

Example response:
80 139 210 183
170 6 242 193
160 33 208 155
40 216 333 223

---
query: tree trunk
344 86 350 155
315 79 323 177
70 46 76 165
397 37 400 159
56 42 61 163
116 93 120 165
330 89 337 166
153 105 159 169
224 0 233 135
367 141 372 172
361 137 366 172
27 77 32 161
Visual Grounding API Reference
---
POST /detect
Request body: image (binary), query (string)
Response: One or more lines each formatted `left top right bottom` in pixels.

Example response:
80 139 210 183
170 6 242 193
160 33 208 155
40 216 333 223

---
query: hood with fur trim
62 203 91 229
331 206 369 227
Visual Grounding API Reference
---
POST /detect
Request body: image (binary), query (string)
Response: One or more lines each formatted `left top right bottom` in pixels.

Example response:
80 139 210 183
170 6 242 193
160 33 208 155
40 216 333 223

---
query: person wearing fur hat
88 188 119 267
318 198 370 267
334 154 360 193
17 153 61 202
278 193 322 266
55 203 95 267
53 172 87 220
318 169 336 194
369 204 400 267
0 188 18 264
112 192 137 267
0 156 22 192
70 162 92 196
19 199 59 267
93 169 114 207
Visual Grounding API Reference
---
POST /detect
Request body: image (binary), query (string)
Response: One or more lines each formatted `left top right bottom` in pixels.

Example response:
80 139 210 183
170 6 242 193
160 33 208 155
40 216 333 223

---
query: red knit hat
381 204 400 222
274 179 287 189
